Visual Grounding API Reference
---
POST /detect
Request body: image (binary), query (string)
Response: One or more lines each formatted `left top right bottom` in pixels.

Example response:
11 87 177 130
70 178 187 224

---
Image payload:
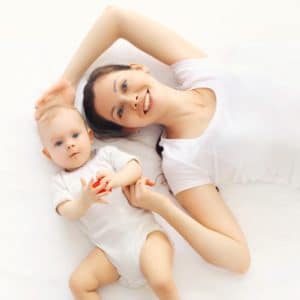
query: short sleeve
52 174 72 213
161 153 213 195
97 145 139 171
171 58 225 91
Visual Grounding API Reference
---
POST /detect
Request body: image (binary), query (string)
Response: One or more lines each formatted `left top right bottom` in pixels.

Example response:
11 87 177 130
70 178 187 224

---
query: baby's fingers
80 177 87 188
87 178 96 190
97 188 111 197
94 181 108 193
96 196 108 204
96 199 108 204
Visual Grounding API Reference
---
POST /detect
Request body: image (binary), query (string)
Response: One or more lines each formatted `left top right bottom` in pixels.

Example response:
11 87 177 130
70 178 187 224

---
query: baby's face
40 109 93 171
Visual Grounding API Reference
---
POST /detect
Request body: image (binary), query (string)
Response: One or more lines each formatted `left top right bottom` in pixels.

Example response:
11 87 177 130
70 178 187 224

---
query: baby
37 104 179 300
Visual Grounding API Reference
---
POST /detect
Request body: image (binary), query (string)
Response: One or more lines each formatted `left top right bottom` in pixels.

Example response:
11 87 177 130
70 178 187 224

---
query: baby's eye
117 105 125 119
72 132 80 138
54 140 63 147
121 80 128 92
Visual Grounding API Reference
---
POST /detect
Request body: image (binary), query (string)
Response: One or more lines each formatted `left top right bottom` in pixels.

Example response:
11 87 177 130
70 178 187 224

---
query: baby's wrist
111 174 123 188
79 194 93 208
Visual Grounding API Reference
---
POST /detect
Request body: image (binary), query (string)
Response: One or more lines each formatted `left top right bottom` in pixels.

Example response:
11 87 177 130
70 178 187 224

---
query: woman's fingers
145 178 155 186
34 100 55 120
122 185 130 199
122 184 138 207
35 79 70 108
34 79 75 120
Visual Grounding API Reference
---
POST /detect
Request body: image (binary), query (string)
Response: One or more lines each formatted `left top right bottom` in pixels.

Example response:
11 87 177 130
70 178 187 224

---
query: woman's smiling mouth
143 89 152 114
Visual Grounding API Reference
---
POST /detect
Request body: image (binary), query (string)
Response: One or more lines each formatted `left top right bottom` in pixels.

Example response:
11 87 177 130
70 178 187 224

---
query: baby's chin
61 157 89 172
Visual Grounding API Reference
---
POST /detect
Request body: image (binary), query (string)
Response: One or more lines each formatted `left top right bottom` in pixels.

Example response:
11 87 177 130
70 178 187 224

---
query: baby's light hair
37 104 88 145
38 104 84 125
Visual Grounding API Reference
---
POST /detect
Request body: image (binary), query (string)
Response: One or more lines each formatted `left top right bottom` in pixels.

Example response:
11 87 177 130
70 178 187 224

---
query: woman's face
92 65 166 129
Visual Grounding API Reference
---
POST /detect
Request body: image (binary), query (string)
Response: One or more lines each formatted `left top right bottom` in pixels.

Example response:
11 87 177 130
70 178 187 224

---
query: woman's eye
72 132 80 138
54 140 63 147
117 105 125 118
121 80 128 92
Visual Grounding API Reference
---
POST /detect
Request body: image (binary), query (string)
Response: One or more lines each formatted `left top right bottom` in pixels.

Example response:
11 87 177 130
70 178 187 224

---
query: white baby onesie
52 145 163 287
160 58 300 195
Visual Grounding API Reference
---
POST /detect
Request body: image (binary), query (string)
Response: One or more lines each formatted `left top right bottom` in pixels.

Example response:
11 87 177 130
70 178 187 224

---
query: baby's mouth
70 152 79 158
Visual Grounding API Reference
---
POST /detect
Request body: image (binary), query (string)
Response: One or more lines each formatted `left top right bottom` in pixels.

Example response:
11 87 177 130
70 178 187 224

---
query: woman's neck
161 88 210 138
162 88 216 138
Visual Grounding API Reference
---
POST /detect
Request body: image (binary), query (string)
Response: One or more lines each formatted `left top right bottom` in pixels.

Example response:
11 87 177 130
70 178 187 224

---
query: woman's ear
87 128 94 143
42 148 52 160
129 63 149 73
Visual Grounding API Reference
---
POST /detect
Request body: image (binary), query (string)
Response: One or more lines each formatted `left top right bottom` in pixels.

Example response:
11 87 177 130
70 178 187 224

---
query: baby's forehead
37 106 85 138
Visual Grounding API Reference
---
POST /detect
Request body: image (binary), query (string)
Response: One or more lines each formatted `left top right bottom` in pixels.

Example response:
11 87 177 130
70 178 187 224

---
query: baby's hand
80 177 110 206
96 169 119 190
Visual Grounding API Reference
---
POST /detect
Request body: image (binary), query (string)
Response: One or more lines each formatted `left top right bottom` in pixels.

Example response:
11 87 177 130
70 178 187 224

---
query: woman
36 5 254 274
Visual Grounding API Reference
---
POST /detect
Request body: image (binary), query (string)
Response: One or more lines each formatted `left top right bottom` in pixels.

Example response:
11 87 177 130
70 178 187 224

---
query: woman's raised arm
35 5 205 118
63 5 206 86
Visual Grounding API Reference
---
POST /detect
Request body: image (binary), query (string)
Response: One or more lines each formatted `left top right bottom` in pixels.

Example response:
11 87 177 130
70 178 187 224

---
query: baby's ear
42 148 52 160
87 128 94 143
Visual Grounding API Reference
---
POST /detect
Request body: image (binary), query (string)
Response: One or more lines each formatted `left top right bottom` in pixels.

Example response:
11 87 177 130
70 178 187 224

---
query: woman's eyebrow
113 79 117 93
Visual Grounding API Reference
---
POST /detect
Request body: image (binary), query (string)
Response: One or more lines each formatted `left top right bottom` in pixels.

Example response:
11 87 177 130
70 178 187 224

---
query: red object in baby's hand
92 178 112 194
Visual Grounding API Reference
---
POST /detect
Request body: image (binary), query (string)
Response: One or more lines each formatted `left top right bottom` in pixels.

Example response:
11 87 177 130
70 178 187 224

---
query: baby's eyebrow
50 135 63 143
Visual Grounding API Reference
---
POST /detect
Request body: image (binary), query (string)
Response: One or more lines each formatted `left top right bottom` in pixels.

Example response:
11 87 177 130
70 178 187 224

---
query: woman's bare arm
124 180 250 273
171 184 250 273
35 5 206 118
63 5 206 86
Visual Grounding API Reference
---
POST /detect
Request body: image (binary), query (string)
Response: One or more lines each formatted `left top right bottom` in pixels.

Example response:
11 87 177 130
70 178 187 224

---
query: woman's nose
131 95 139 110
123 94 139 109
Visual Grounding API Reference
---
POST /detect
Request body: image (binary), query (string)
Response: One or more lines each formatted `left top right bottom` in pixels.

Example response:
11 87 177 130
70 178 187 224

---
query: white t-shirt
159 58 300 195
52 146 158 245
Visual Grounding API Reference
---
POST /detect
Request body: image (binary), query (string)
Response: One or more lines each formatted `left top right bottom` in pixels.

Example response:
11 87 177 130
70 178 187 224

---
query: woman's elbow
205 244 251 274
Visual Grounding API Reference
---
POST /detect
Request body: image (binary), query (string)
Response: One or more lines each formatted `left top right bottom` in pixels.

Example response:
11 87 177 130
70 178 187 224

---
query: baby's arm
113 159 142 187
57 178 109 221
97 159 142 191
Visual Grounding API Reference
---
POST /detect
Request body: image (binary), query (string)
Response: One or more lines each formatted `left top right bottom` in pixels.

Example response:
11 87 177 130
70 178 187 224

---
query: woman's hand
35 78 75 120
122 177 167 212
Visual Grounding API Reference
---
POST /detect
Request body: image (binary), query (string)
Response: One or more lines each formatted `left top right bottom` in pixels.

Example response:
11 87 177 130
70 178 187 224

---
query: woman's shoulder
171 57 228 91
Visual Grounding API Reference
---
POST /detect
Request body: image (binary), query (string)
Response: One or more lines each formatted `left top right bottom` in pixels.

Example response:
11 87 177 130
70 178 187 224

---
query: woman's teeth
143 92 150 113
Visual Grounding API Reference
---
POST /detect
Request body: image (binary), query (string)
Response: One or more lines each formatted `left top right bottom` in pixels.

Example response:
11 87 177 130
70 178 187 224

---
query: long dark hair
83 64 131 139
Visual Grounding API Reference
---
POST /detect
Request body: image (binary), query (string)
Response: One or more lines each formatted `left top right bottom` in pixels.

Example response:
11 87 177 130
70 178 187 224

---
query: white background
0 1 300 299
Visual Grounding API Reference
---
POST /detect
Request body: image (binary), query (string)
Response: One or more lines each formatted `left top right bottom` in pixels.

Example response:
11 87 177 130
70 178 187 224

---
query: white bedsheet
1 1 300 299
